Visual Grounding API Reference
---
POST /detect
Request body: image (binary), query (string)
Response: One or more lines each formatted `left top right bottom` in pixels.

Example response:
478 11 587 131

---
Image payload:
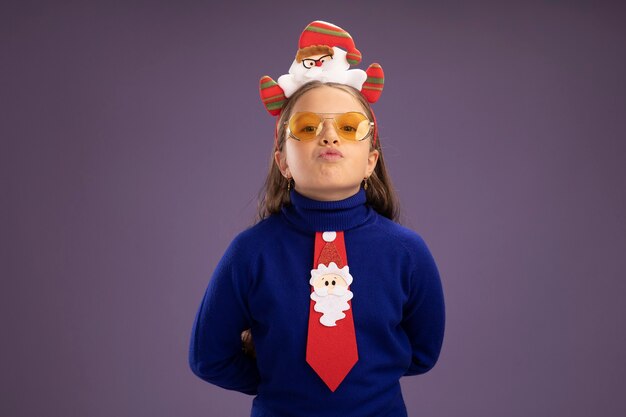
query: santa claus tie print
309 262 354 327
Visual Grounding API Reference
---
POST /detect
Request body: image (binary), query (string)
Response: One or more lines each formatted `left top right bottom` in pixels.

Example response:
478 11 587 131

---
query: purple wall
4 1 626 416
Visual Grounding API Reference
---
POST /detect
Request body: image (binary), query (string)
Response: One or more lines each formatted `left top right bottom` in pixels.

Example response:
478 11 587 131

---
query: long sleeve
188 238 260 394
401 237 446 376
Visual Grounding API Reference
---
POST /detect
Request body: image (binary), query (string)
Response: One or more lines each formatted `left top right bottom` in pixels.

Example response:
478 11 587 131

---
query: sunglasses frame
284 111 375 142
301 54 333 69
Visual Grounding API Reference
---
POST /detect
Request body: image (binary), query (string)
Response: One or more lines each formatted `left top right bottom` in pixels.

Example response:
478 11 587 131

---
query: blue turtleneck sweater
189 189 445 417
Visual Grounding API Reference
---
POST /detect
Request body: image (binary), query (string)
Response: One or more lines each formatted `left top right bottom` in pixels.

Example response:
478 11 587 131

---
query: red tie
306 230 358 392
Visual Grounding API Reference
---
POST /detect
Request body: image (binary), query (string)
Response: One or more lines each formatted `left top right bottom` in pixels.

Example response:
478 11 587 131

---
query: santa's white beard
311 287 353 327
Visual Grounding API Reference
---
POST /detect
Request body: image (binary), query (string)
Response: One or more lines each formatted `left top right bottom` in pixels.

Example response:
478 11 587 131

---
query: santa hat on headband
259 20 385 116
296 21 362 66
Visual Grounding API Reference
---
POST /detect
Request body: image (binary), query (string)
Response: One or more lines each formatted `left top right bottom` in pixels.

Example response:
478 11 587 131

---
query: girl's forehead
291 86 366 114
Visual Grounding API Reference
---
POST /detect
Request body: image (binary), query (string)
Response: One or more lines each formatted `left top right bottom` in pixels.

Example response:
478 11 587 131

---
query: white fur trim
310 261 353 286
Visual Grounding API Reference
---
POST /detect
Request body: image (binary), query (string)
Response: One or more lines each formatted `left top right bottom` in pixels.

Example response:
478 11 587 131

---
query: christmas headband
258 20 385 148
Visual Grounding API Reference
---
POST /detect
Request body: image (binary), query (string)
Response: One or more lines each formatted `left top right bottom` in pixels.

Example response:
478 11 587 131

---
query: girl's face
274 86 379 201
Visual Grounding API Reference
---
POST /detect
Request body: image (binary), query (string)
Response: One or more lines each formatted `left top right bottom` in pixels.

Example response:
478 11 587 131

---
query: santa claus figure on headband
277 22 367 97
260 20 385 116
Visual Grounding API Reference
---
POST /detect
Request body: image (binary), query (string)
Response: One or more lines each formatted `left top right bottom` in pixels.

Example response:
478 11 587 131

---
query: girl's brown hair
255 81 400 223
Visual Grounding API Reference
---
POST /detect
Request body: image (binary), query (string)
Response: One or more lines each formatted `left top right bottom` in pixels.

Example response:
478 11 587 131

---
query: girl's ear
365 149 379 177
274 150 290 177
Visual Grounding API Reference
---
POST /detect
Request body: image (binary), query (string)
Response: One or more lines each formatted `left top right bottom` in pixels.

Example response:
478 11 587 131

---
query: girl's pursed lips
318 148 344 161
318 149 343 157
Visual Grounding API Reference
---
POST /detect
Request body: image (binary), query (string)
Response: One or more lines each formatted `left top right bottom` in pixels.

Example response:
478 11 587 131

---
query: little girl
189 21 445 417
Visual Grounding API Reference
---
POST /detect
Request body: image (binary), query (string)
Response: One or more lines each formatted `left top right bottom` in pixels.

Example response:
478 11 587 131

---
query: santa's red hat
296 21 362 66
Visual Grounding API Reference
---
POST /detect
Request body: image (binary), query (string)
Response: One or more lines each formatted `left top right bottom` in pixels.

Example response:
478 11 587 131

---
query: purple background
4 1 626 416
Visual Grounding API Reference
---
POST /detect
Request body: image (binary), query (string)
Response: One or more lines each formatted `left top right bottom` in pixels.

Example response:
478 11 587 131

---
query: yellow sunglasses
285 112 375 142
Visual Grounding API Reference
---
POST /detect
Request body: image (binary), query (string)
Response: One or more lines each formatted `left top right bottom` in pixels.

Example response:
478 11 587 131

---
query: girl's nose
315 60 323 67
319 119 339 144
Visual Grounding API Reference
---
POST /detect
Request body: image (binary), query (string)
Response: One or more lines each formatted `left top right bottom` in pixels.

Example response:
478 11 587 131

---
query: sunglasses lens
289 112 322 141
335 112 371 141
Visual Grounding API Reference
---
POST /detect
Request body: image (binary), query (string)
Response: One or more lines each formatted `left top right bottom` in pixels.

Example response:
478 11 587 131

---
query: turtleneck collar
280 188 375 233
